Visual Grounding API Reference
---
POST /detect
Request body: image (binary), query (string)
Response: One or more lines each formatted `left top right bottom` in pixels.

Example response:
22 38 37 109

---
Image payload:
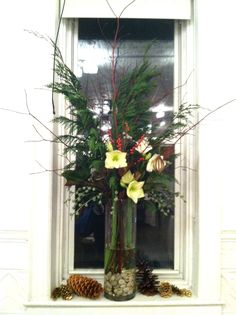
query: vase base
104 292 135 301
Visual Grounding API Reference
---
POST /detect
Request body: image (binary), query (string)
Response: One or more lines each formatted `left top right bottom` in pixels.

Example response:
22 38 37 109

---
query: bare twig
151 70 195 106
25 125 57 143
30 160 63 176
105 0 117 17
118 0 136 18
51 0 66 115
0 107 28 115
105 0 137 18
174 98 236 144
24 90 70 149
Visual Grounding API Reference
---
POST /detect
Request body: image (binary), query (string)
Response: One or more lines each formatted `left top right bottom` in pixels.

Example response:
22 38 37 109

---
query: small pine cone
171 284 183 296
51 287 61 300
60 284 73 300
158 282 173 298
171 285 192 297
181 288 192 297
68 275 103 299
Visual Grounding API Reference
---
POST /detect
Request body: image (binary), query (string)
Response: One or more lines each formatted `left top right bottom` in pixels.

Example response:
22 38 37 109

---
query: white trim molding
62 0 192 20
26 297 223 315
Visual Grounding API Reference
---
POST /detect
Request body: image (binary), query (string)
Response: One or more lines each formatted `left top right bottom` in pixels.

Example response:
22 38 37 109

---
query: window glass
74 18 175 269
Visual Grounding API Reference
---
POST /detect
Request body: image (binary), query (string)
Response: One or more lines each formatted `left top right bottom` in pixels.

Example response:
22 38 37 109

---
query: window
52 17 194 290
73 18 175 270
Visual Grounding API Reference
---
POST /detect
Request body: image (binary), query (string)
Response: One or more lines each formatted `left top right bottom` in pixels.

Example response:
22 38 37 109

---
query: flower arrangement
51 45 196 216
49 18 198 300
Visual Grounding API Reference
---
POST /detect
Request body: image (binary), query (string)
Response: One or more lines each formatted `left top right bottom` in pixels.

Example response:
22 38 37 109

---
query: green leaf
109 175 117 190
62 168 90 183
91 160 104 172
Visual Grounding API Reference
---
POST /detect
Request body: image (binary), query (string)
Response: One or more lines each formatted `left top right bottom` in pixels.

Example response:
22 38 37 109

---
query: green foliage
152 103 199 147
115 60 159 139
62 168 90 184
49 41 198 215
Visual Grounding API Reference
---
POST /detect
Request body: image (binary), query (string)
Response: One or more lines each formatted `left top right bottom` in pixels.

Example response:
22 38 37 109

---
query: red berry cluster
116 136 122 151
137 157 145 163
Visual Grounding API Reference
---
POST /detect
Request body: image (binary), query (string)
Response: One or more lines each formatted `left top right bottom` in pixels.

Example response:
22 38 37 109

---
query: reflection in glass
74 19 175 269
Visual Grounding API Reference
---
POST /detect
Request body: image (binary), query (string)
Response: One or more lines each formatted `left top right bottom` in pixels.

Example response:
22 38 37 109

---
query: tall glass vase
104 198 136 301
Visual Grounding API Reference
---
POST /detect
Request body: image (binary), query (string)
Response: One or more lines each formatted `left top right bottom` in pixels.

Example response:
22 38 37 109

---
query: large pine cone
68 275 103 299
136 258 159 296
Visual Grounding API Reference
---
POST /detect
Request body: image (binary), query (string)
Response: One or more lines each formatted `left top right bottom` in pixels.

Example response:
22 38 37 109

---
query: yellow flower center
112 155 119 161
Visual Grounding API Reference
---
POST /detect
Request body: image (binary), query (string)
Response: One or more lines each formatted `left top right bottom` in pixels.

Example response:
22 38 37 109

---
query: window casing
51 18 197 288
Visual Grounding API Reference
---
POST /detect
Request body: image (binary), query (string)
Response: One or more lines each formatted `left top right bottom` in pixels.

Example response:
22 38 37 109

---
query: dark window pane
74 18 175 269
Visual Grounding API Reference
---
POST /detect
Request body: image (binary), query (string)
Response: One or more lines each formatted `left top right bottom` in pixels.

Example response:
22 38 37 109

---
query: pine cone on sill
51 284 74 300
158 282 173 298
60 284 73 300
136 258 159 296
51 287 62 300
68 274 103 299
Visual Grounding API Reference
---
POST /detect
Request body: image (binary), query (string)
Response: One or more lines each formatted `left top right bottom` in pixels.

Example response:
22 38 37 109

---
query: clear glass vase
104 198 136 301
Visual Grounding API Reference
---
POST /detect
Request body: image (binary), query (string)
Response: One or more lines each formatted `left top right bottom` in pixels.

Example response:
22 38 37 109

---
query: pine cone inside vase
136 258 159 296
68 274 103 299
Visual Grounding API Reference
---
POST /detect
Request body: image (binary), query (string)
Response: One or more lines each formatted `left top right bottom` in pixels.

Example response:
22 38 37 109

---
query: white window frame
51 18 196 287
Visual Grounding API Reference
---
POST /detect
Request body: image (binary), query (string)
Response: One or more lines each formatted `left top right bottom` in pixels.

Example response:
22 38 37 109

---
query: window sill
25 294 223 315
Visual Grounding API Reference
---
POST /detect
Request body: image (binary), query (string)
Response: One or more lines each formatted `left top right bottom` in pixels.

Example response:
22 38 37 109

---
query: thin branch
151 70 194 106
30 160 63 176
105 0 117 17
119 0 136 18
25 125 57 144
24 90 70 148
51 0 66 115
174 98 236 144
0 107 28 115
96 19 112 47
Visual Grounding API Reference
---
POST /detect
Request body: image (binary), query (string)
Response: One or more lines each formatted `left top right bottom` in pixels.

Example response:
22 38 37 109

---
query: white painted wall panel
0 1 58 315
0 270 27 314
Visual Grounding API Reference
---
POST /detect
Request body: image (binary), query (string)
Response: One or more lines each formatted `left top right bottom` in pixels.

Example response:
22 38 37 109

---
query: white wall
0 0 57 313
0 0 236 314
196 0 236 313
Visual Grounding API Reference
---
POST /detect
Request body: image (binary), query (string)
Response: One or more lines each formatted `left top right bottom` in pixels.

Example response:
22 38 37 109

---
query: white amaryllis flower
127 180 145 204
135 138 152 154
146 154 166 173
105 150 127 169
120 170 134 188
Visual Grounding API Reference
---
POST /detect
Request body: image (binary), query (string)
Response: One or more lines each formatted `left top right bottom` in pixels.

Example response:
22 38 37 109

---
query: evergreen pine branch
114 60 159 139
